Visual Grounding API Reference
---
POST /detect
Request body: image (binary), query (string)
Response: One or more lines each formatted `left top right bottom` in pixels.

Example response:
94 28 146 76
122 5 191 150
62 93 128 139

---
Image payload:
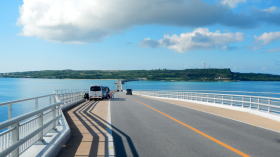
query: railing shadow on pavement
58 100 139 157
84 100 139 157
57 101 95 156
86 108 139 157
76 101 105 156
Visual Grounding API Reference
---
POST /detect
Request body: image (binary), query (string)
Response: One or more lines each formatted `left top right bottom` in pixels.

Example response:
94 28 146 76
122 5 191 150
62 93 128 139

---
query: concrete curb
38 99 85 157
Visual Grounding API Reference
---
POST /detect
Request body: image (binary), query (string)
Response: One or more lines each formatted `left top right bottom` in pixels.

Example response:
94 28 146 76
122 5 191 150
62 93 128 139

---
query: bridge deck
144 96 280 133
57 93 280 157
57 100 112 157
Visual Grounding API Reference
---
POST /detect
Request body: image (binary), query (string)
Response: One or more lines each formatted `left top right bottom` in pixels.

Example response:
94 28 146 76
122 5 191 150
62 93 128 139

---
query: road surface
110 93 280 157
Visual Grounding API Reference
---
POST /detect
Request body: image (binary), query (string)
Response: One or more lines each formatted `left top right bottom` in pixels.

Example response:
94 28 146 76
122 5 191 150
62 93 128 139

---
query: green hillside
1 69 280 81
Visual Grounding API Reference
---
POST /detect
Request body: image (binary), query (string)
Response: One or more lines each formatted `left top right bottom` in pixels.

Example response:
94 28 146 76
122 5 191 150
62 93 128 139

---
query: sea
1 78 280 122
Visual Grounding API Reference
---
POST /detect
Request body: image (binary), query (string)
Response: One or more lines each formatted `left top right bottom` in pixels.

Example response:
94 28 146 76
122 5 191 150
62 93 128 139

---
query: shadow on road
87 108 139 157
57 102 83 156
57 100 139 157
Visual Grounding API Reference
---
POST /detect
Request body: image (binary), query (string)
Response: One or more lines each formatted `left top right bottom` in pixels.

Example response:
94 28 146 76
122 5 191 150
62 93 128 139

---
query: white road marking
107 100 115 156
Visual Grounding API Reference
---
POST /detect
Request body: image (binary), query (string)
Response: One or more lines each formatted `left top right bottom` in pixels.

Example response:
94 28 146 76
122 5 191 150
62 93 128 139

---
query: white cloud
262 6 278 13
255 32 280 45
221 0 246 8
18 0 280 43
141 28 244 52
18 0 258 43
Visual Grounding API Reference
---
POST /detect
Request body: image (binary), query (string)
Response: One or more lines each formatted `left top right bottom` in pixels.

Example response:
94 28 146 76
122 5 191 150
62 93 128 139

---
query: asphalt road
110 93 280 157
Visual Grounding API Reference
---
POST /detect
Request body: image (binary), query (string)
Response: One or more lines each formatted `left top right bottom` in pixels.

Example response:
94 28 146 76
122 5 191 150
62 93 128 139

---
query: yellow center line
133 99 250 157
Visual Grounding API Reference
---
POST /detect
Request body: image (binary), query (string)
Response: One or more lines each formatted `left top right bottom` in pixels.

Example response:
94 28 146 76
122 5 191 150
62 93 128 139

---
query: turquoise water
125 81 280 94
0 78 116 122
1 78 280 122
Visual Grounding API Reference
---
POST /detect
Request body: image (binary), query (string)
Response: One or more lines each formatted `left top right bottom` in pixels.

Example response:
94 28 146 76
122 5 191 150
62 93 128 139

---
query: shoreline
1 77 280 82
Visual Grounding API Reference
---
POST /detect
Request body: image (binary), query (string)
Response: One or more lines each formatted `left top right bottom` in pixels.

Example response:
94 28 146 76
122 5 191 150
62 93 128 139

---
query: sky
0 0 280 74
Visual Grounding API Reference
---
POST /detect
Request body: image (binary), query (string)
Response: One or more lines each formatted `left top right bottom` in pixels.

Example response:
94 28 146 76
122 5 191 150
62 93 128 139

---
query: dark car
126 89 132 95
84 92 89 100
104 87 111 99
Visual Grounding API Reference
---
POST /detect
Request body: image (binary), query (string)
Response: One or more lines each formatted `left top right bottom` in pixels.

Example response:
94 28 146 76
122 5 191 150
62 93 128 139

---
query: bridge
1 90 280 157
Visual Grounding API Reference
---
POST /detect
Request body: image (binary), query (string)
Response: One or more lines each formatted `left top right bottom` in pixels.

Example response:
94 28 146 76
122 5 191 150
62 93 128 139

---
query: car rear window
90 86 101 91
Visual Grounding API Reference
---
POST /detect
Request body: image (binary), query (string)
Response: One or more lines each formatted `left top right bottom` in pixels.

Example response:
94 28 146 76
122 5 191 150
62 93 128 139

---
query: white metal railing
134 90 280 115
0 90 85 157
0 103 61 157
0 94 56 120
55 89 86 108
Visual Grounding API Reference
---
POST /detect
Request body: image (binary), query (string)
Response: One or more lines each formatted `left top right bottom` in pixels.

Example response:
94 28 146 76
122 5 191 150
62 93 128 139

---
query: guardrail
0 94 56 120
134 90 280 115
0 90 85 157
55 90 86 110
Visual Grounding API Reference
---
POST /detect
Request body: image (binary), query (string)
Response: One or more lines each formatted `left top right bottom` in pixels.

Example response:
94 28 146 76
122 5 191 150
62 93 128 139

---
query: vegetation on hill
1 69 280 81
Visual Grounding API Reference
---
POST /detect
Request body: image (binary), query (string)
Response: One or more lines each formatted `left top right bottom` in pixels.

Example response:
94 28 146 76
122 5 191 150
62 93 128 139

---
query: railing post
8 103 12 120
180 91 182 99
70 92 73 103
49 96 52 104
53 105 57 129
35 98 39 110
39 112 44 141
66 93 69 104
192 93 194 100
11 122 19 157
72 91 74 103
242 96 244 108
257 98 260 110
62 93 65 104
250 97 252 108
268 99 271 112
70 91 72 103
191 93 195 100
214 95 216 104
66 93 68 104
54 94 58 103
179 92 181 99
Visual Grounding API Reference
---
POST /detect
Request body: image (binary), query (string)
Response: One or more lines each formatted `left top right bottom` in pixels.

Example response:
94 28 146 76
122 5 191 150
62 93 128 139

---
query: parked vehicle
104 87 111 99
126 89 132 95
89 86 107 100
84 92 89 100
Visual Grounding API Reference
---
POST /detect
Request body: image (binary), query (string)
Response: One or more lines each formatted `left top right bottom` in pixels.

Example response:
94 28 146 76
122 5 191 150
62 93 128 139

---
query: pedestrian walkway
57 100 112 157
145 96 280 133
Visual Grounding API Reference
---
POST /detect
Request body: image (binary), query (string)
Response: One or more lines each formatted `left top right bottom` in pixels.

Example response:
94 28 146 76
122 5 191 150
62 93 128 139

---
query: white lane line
107 100 115 156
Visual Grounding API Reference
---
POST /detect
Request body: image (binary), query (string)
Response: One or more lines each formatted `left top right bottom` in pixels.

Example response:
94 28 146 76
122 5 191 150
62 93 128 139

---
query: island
1 69 280 81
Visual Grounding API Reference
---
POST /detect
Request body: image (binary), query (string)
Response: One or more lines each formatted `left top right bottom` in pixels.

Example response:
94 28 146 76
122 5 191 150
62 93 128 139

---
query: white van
89 86 107 100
